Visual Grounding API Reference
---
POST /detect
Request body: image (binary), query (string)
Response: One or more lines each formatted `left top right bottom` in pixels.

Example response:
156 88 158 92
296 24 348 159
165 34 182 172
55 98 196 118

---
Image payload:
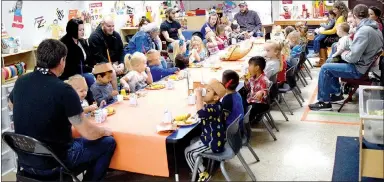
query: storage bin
1 151 15 175
359 86 384 144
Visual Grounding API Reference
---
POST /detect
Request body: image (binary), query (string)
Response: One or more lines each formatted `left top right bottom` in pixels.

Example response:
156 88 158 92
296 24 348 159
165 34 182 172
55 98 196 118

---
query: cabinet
1 83 16 176
120 27 139 46
1 49 36 84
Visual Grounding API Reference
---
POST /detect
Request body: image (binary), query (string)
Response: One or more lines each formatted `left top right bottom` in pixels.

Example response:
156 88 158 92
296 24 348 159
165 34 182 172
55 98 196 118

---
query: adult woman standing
200 11 219 38
316 1 348 67
60 18 96 102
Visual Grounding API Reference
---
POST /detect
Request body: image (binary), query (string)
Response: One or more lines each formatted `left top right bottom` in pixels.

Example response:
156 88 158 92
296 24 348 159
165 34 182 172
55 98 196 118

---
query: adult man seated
8 39 116 181
88 15 124 90
160 7 185 47
234 1 262 39
309 4 383 111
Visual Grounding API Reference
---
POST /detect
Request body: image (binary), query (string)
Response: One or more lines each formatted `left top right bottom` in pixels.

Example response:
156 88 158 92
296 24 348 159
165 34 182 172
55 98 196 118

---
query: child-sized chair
278 64 305 113
191 115 257 182
242 105 261 162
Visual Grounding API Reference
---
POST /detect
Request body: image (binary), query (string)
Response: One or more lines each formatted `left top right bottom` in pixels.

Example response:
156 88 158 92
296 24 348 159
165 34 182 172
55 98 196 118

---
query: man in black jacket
88 15 124 90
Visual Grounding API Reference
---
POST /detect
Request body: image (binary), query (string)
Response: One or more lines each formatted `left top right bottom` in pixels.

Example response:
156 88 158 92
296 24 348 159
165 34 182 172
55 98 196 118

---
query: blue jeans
82 73 96 103
313 34 327 53
325 43 338 63
160 57 167 69
21 137 116 181
317 63 362 102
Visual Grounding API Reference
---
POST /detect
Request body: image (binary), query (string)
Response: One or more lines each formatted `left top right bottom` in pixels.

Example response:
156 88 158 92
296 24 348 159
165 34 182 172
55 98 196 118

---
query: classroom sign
89 2 103 31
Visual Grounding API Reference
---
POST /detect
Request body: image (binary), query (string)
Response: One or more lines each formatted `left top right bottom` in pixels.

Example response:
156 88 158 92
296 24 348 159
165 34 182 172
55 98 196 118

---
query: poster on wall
10 0 24 29
68 9 78 20
282 0 293 4
89 2 103 31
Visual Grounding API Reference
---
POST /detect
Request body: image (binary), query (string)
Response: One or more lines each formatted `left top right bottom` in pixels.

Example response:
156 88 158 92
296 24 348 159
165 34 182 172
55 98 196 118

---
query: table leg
173 143 179 181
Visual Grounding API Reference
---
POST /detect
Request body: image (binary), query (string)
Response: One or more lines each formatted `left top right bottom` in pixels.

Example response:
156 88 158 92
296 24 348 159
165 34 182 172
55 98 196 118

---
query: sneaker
308 102 332 111
330 94 344 103
307 53 319 58
198 171 211 182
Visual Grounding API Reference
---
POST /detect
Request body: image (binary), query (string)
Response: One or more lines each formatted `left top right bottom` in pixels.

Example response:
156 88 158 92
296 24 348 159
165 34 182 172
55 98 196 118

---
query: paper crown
92 62 113 74
206 79 226 98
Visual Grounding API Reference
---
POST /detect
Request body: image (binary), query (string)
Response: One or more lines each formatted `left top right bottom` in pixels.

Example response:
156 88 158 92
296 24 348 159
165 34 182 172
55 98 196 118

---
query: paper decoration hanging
89 2 103 32
34 16 46 29
145 6 153 22
47 19 64 39
56 8 64 21
10 0 24 29
114 1 126 15
68 9 78 20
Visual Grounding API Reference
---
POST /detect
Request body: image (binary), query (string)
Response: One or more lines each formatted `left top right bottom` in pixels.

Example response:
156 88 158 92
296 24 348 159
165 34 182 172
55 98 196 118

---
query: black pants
249 103 270 123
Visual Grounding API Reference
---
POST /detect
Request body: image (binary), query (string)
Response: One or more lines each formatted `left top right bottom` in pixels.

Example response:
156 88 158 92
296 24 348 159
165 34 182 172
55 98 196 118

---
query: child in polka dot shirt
184 79 227 181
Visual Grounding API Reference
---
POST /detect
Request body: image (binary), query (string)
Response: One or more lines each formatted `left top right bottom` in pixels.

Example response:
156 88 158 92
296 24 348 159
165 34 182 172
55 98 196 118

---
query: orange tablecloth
72 39 264 177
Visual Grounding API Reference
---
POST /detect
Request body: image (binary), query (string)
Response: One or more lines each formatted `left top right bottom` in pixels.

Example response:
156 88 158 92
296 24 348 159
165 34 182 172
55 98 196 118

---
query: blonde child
205 31 224 55
172 40 189 70
263 40 283 79
147 49 179 82
120 52 153 93
65 75 100 114
90 63 119 106
286 31 302 68
189 36 207 63
284 26 296 38
331 22 351 63
217 24 229 48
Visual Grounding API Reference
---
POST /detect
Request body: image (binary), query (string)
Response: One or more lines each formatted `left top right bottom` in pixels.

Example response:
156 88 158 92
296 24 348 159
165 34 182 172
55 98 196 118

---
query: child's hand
255 91 265 101
111 90 119 97
99 100 107 108
205 27 212 33
194 88 203 97
145 67 150 73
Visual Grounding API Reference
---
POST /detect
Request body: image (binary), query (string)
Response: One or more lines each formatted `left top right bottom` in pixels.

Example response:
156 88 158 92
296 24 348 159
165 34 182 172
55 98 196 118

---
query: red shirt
218 35 228 50
245 73 271 104
277 56 287 84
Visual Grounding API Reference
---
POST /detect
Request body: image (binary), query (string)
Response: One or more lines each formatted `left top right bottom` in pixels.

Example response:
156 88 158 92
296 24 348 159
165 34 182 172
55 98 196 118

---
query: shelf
1 49 34 58
121 27 139 30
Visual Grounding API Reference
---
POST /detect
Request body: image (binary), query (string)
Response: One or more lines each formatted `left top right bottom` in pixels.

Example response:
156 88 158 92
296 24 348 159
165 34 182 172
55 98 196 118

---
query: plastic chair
278 65 305 114
191 115 257 182
270 73 290 121
2 132 81 182
242 105 260 162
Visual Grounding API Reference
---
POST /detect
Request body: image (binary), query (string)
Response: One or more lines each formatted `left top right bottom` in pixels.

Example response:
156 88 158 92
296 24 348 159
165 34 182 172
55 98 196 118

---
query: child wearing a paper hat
90 62 119 106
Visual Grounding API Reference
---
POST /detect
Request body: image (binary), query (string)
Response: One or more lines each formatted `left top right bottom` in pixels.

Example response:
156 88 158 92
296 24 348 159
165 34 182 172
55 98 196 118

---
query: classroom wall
2 1 84 49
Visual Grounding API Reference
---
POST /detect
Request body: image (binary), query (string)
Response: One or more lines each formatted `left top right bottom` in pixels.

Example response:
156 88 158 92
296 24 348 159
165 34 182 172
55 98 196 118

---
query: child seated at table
229 21 245 45
221 70 244 130
331 22 351 63
172 40 189 70
65 74 100 114
90 63 119 106
184 78 227 181
217 24 229 48
206 31 224 56
286 31 302 68
263 40 283 79
245 56 271 122
120 52 153 92
284 26 296 38
147 49 179 82
189 36 208 64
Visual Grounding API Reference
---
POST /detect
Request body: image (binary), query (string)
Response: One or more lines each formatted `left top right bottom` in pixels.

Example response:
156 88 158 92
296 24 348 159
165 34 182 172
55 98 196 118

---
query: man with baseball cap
234 1 262 39
160 7 185 45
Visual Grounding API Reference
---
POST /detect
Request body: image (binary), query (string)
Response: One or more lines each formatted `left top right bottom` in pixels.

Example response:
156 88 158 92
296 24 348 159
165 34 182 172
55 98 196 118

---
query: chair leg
300 70 308 85
191 156 202 182
237 152 257 182
247 143 260 162
297 73 306 87
274 101 289 122
337 86 358 112
291 90 303 107
267 112 280 131
280 94 293 115
220 161 231 181
306 58 314 68
304 64 313 80
262 116 277 141
294 87 305 102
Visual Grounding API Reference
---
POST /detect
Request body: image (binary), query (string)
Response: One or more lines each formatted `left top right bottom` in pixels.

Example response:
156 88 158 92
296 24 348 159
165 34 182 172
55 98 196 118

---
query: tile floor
2 58 361 181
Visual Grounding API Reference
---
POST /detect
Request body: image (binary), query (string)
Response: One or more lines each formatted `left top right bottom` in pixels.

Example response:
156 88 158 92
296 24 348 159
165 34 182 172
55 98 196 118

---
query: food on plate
189 63 203 68
369 110 384 116
107 107 115 116
146 83 165 90
168 74 183 81
174 113 191 121
123 95 130 100
211 65 222 72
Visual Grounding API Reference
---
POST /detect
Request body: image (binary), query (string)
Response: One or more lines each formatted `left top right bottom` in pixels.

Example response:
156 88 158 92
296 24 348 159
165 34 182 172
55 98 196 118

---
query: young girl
205 31 224 56
65 74 100 114
172 40 189 70
286 31 302 68
278 41 289 85
189 36 207 63
120 52 153 92
216 24 229 48
263 40 283 80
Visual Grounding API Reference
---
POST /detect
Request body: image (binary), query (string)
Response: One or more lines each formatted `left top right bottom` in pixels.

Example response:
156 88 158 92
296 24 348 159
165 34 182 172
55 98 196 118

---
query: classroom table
73 38 265 181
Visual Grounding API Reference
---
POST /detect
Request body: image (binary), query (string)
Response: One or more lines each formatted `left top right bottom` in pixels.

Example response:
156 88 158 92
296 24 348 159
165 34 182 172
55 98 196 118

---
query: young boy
221 70 244 130
309 10 336 57
331 22 351 63
146 49 179 82
184 78 226 181
65 75 99 114
287 31 302 68
90 63 119 106
245 56 271 122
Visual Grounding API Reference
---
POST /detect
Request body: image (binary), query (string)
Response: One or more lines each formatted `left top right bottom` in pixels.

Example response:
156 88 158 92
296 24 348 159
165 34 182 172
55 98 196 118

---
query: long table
73 39 265 180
